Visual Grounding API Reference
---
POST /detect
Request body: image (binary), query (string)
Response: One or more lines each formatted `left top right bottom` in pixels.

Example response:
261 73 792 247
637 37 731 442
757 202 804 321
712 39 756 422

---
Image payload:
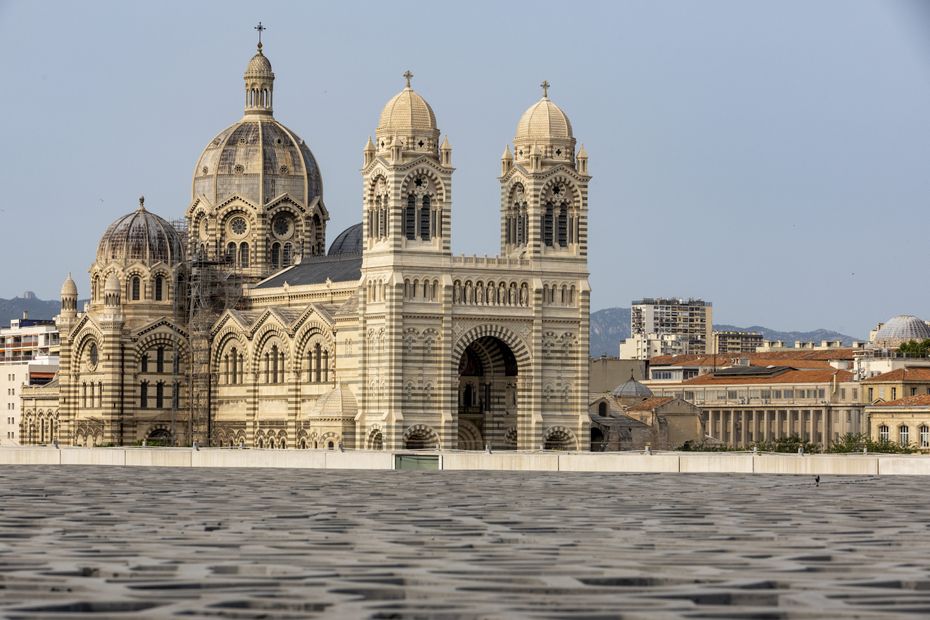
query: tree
827 433 918 454
898 339 930 357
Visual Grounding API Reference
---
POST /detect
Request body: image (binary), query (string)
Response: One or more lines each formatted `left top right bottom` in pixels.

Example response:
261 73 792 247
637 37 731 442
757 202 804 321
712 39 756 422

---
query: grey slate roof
255 255 362 289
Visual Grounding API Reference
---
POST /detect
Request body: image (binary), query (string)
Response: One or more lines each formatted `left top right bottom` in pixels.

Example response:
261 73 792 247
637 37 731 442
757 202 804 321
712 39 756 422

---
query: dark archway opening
457 336 518 450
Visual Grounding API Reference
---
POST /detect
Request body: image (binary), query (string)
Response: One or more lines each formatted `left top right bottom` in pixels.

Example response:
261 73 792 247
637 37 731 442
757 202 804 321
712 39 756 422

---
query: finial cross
403 70 413 88
255 22 266 45
540 80 550 98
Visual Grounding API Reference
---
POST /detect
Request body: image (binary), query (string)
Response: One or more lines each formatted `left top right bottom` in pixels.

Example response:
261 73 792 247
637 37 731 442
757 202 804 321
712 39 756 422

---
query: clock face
273 214 292 238
230 216 248 236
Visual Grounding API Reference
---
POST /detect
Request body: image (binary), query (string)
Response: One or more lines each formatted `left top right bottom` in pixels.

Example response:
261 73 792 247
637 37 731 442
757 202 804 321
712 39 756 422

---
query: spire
440 135 451 150
502 145 513 161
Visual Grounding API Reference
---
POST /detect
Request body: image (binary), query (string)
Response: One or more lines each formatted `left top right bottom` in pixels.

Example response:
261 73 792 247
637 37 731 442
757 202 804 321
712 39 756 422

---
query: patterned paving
1 467 929 618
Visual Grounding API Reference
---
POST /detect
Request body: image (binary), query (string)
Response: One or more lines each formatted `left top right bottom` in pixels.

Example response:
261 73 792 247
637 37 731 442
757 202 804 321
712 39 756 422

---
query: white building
628 298 712 358
1 357 58 445
0 317 60 445
0 315 60 363
619 332 685 360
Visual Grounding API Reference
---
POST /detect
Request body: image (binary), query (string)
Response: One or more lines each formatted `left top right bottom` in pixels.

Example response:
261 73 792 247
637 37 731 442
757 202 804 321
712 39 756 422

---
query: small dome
244 47 273 77
515 97 573 142
328 223 363 256
611 375 653 400
311 384 358 418
378 86 437 135
96 198 185 267
873 315 930 348
104 272 120 293
60 273 77 298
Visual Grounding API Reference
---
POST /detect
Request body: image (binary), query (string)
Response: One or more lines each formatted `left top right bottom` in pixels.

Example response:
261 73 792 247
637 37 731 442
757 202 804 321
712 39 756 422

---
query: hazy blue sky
1 0 929 337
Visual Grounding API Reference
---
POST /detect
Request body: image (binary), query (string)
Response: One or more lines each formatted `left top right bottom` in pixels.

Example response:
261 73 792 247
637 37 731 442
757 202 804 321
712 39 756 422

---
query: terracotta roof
627 396 673 411
649 349 855 369
681 368 852 386
874 394 930 407
864 367 930 383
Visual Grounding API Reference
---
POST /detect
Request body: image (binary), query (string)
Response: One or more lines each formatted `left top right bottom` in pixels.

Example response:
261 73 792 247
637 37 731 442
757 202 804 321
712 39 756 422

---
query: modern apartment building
629 298 712 358
0 316 59 444
0 315 60 363
713 330 762 354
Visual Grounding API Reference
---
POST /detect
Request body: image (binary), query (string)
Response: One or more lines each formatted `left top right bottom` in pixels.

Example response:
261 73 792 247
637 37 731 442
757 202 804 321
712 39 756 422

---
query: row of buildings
619 297 877 359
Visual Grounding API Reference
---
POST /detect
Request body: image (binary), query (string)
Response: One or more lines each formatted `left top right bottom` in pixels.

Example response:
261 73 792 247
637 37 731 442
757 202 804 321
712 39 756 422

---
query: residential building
619 332 685 360
861 367 930 404
1 357 57 445
630 298 712 356
0 315 59 363
713 330 762 354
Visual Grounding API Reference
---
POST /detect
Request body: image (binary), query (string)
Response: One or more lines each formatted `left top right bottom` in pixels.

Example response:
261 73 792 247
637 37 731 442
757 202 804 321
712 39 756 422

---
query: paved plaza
1 467 929 618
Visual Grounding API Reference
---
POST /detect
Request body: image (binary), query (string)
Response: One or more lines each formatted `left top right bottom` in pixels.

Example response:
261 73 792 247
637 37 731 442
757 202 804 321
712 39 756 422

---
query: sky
1 0 929 338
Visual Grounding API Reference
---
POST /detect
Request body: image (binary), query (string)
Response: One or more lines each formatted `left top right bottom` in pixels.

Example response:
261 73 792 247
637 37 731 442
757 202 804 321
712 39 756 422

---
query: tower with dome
47 32 592 451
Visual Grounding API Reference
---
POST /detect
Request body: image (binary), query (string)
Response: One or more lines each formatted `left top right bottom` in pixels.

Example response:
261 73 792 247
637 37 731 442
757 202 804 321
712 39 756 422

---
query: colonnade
706 408 863 449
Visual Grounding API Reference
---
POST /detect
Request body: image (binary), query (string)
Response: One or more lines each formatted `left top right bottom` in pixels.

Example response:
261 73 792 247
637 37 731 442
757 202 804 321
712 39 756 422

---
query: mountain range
0 296 860 356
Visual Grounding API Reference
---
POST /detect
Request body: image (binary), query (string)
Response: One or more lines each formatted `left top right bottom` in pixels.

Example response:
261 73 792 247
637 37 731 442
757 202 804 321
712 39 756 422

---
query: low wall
3 446 930 475
442 452 559 471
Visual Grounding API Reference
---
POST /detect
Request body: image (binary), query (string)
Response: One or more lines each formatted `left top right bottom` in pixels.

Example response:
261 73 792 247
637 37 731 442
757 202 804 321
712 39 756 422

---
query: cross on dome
403 70 414 88
540 80 550 98
255 21 266 49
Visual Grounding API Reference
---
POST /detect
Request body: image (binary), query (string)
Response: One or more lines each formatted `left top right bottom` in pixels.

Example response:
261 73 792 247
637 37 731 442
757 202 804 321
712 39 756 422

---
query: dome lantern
244 22 274 117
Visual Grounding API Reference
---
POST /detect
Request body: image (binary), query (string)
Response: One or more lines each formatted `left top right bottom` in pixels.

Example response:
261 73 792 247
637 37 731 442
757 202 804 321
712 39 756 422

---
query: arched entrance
146 427 173 447
457 336 518 450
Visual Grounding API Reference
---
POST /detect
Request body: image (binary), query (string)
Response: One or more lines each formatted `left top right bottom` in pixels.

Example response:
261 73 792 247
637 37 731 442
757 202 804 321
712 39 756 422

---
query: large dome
192 118 323 209
96 198 185 267
873 315 930 348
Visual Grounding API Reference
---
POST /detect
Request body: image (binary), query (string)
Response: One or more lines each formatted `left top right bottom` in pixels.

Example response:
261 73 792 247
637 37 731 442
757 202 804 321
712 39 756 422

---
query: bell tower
500 82 590 261
361 72 453 257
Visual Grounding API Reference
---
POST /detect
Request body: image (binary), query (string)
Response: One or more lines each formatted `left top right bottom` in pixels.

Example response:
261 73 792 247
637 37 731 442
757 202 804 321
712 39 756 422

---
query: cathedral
47 35 592 451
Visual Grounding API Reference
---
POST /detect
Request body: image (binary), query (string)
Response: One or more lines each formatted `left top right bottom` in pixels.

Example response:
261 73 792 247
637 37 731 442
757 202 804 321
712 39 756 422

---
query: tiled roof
864 367 930 383
650 350 855 368
681 368 852 386
255 255 362 289
627 396 673 411
874 394 930 407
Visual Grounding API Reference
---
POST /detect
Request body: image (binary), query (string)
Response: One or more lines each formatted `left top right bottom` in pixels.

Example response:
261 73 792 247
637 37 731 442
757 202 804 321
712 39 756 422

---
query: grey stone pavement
1 467 929 619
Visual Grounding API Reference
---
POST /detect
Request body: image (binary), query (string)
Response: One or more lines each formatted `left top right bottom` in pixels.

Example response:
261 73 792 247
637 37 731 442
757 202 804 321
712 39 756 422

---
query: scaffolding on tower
168 218 243 447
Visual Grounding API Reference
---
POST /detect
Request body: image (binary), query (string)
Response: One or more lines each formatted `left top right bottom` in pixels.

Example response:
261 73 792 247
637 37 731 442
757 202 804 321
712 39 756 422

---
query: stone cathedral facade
44 39 592 451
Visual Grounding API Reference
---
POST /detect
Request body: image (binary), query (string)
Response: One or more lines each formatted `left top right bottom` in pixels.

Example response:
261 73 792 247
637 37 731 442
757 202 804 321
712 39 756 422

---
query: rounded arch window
130 276 141 301
88 343 99 368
